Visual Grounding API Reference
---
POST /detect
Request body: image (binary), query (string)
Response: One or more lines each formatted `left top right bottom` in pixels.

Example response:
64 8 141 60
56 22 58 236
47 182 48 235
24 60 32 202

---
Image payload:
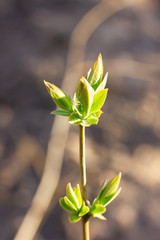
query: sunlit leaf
100 188 121 207
82 116 99 126
64 196 77 212
76 77 94 117
93 214 106 220
96 72 108 92
59 198 73 212
68 112 82 125
92 197 98 207
66 183 80 209
44 80 72 112
86 118 98 125
80 110 103 127
90 89 108 113
69 212 81 223
51 110 71 116
86 68 92 80
79 206 89 217
87 53 103 90
96 179 107 201
90 204 106 215
98 173 121 201
90 110 103 119
74 184 82 208
86 200 91 208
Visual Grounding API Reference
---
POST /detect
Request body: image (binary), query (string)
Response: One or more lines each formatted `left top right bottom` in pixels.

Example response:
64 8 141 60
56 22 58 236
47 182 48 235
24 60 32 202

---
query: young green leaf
90 204 106 215
68 112 82 125
64 196 77 212
59 198 74 212
92 110 103 118
86 68 92 80
69 212 81 223
100 188 121 207
74 184 82 208
96 179 107 201
87 53 103 90
90 89 108 114
66 183 80 209
44 80 72 112
85 110 103 124
83 110 103 126
79 206 89 217
72 93 82 115
93 214 106 220
76 77 94 117
95 72 108 93
82 115 99 127
86 200 91 208
51 110 71 116
92 197 98 207
99 173 121 201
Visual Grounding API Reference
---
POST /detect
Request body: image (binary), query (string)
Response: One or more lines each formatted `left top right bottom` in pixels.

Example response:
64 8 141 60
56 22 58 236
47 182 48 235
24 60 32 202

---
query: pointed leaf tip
66 183 80 209
88 53 103 90
43 81 73 112
96 72 108 92
93 214 106 220
43 80 50 92
99 173 121 202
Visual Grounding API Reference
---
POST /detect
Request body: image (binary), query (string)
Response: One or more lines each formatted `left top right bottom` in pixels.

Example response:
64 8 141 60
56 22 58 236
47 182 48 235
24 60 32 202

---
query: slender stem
79 125 90 240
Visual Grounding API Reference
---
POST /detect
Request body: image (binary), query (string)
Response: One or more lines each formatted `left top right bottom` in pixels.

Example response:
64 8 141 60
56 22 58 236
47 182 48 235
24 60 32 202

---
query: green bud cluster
60 173 121 223
89 173 121 220
59 183 89 223
44 54 108 127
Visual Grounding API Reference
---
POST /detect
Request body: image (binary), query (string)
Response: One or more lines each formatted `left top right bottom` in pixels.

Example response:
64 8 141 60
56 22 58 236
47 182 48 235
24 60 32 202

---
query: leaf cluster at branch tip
44 53 108 127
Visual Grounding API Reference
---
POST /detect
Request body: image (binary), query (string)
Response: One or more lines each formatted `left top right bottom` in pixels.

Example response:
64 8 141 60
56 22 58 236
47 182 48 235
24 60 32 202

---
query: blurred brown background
0 0 160 239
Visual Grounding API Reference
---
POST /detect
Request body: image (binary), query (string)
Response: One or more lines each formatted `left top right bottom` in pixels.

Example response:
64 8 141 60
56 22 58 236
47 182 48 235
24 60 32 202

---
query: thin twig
79 125 90 240
79 125 87 201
